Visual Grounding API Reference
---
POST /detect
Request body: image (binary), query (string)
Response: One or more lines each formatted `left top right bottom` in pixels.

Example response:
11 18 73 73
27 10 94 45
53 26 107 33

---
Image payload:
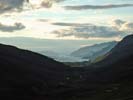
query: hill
0 44 72 97
71 41 117 61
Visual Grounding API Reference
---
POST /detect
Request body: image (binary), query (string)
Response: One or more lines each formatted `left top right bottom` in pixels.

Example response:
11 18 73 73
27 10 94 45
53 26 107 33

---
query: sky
0 0 133 40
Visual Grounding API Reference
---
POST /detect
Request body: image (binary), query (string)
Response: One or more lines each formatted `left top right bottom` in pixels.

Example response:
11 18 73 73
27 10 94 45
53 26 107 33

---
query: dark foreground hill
0 35 133 100
64 35 133 100
55 35 133 100
0 44 73 97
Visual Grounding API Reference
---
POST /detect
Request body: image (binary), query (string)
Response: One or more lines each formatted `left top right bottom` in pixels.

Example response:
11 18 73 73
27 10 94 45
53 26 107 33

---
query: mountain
0 37 103 62
71 41 118 60
83 35 133 98
92 35 133 67
0 37 101 55
0 35 133 100
0 44 72 97
58 35 133 99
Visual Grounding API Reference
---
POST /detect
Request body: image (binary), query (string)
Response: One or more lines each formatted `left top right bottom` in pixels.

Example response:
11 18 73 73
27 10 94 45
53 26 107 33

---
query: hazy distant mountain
0 37 106 55
0 37 111 62
38 50 88 62
71 41 118 60
38 50 60 58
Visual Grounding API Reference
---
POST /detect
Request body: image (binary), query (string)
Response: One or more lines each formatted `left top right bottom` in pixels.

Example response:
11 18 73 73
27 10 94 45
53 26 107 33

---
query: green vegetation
91 53 109 64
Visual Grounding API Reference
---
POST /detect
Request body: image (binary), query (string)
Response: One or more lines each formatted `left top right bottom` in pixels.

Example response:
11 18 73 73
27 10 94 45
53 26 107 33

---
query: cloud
111 19 133 32
52 25 124 38
122 23 133 31
0 0 66 14
52 20 133 39
112 19 126 27
28 0 66 9
52 22 90 26
0 0 25 13
0 22 25 32
64 4 133 10
38 19 51 22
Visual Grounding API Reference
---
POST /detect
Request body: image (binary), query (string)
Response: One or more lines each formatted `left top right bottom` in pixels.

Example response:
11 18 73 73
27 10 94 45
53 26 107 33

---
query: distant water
51 55 89 62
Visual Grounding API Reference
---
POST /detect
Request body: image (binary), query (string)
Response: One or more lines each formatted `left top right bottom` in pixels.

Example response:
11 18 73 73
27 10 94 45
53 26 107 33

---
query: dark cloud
40 1 52 8
0 0 66 14
28 0 66 9
0 22 25 32
52 22 91 26
64 4 133 10
113 19 126 26
0 0 25 13
112 19 133 32
40 0 66 8
52 25 124 38
52 20 133 39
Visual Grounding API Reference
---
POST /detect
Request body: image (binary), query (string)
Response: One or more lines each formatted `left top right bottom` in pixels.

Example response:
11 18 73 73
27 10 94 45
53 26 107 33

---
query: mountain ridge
71 41 118 60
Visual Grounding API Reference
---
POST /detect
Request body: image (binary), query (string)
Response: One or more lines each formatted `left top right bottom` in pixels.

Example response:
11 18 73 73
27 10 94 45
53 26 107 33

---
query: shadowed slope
0 44 72 96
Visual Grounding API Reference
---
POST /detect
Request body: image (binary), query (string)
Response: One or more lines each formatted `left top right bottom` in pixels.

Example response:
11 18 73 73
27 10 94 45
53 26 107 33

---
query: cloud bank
0 0 66 14
0 0 25 13
52 19 133 39
64 4 133 10
52 22 90 26
0 22 25 32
